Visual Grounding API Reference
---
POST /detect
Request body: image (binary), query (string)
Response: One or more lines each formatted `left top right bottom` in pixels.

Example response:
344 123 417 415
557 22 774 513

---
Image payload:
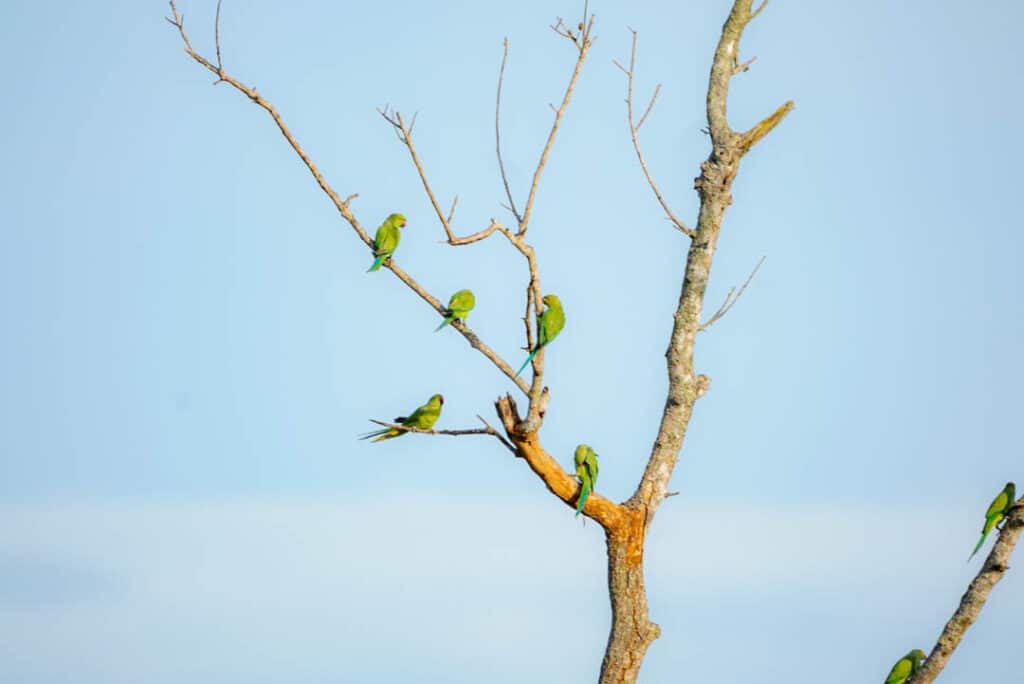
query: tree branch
911 498 1024 683
630 0 790 522
495 394 622 528
517 9 594 237
366 417 517 454
698 256 764 331
495 38 522 225
616 30 695 238
377 107 458 243
165 1 528 395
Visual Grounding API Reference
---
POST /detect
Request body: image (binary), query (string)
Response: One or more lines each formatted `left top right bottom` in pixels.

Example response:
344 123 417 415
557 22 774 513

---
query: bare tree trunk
599 508 659 684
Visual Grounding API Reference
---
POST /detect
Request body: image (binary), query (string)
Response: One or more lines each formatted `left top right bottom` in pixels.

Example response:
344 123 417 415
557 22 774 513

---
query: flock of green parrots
360 213 590 512
883 481 1015 683
360 215 1020 681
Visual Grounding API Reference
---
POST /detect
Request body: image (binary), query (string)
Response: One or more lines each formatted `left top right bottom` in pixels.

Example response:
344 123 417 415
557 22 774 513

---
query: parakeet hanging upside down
435 289 476 332
360 394 444 442
968 481 1016 561
367 213 407 272
573 443 599 517
884 649 925 684
515 294 565 377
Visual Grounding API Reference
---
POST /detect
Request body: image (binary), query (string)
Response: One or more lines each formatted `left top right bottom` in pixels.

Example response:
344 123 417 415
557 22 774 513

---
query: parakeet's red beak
439 395 445 404
401 221 407 228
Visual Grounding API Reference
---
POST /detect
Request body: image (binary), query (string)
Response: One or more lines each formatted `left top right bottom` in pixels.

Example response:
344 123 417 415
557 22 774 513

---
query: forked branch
518 8 595 237
615 30 695 238
698 256 764 331
165 1 529 396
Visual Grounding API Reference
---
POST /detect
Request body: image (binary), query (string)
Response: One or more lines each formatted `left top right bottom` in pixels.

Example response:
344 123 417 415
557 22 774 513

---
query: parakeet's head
541 294 560 309
387 213 407 228
910 650 926 663
430 393 444 405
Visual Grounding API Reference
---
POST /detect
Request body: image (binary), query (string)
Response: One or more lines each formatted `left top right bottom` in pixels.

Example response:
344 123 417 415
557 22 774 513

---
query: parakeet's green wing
986 490 1010 519
538 298 565 348
403 394 443 430
970 483 1018 560
585 451 599 487
450 289 475 313
368 217 403 272
884 658 913 684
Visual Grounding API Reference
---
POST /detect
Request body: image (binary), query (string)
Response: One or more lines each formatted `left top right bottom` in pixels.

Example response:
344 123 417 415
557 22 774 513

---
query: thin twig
732 54 757 75
366 417 517 455
518 12 594 237
750 0 769 20
213 0 223 75
698 256 764 331
619 30 695 238
377 107 457 243
636 83 661 131
477 414 517 454
495 38 522 224
446 218 506 246
446 195 459 225
166 1 528 395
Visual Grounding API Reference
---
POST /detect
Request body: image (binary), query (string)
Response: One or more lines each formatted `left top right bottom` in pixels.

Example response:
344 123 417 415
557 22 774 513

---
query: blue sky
1 0 1021 681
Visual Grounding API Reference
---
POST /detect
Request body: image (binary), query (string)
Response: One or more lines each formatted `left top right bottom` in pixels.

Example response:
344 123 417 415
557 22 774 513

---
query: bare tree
166 1 1022 681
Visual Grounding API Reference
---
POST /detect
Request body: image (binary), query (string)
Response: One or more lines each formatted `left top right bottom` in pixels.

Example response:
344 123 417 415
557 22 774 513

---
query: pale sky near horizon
1 1 1022 682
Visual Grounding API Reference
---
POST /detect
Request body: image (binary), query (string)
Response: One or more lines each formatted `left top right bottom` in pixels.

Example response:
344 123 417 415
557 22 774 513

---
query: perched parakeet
884 649 926 684
435 289 476 332
360 394 444 442
367 213 407 272
969 481 1016 561
515 294 565 377
573 444 599 517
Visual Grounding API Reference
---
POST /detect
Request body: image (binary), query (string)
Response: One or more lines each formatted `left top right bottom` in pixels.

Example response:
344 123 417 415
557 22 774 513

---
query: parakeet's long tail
968 530 990 561
515 347 540 377
435 316 454 332
576 485 591 517
358 428 398 442
367 254 387 272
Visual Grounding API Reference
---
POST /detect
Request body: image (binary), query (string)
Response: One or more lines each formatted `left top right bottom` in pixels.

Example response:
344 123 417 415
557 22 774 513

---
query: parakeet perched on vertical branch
367 213 406 272
968 481 1016 561
435 289 476 332
515 294 565 377
884 649 925 684
360 394 444 442
574 444 599 517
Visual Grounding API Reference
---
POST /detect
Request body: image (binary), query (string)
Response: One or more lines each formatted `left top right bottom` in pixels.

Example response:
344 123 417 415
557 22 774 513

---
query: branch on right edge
910 498 1024 684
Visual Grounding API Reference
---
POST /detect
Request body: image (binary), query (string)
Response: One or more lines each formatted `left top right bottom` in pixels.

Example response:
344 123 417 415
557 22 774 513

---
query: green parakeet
360 394 444 442
367 213 407 272
435 289 476 332
573 443 599 517
515 294 565 377
969 481 1016 560
884 649 926 684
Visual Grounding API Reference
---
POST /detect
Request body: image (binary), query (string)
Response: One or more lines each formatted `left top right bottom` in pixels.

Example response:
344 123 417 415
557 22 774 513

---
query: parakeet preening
968 481 1016 561
360 394 444 442
435 289 476 332
367 213 407 272
884 649 926 684
515 294 565 377
573 444 599 517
